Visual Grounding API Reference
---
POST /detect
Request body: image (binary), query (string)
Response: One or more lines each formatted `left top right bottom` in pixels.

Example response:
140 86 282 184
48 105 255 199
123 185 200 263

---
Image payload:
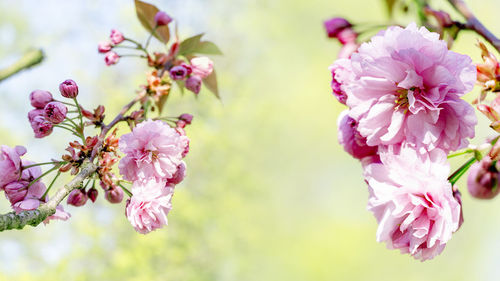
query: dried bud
98 41 112 53
467 156 500 199
44 102 67 124
30 116 53 138
87 187 98 203
169 65 190 80
59 79 79 98
67 189 88 206
104 51 120 66
110 29 124 45
154 11 173 26
185 75 202 94
105 185 124 203
29 90 53 109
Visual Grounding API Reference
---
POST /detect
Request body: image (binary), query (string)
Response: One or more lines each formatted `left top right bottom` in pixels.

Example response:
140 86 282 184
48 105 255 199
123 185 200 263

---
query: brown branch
0 160 97 231
448 0 500 53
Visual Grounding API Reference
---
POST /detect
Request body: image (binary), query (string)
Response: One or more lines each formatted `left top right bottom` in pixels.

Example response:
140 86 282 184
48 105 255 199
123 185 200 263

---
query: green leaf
178 33 222 56
195 41 223 55
178 34 204 56
203 70 220 99
134 0 170 44
156 94 169 114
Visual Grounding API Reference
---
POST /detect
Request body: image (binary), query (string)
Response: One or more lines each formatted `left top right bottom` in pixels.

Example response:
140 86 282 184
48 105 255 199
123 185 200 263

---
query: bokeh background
1 0 500 280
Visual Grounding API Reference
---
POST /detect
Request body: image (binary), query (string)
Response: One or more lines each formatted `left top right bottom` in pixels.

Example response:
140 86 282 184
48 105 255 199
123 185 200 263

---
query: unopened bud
30 116 53 138
67 189 88 206
185 75 202 94
87 187 98 203
104 51 120 66
44 102 67 124
467 156 500 199
59 79 79 98
98 41 112 53
105 185 124 203
29 90 53 109
110 29 124 45
154 11 173 26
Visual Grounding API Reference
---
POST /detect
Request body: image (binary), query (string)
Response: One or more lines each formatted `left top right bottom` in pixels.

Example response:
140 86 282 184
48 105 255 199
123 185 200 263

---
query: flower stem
118 182 132 197
42 171 61 201
447 149 474 159
22 161 63 170
26 165 60 189
144 25 158 50
448 157 478 185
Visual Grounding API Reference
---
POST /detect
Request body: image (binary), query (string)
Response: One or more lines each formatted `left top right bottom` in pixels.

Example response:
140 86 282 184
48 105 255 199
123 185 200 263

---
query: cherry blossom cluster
0 1 219 234
327 22 484 261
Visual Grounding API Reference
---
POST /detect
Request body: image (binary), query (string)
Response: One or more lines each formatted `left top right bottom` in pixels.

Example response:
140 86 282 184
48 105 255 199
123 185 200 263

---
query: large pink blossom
119 119 189 182
0 145 27 188
364 146 461 261
126 179 174 234
344 23 476 153
337 110 378 159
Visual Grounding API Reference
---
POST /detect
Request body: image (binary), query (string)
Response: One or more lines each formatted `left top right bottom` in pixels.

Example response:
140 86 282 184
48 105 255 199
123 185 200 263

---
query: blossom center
394 89 410 111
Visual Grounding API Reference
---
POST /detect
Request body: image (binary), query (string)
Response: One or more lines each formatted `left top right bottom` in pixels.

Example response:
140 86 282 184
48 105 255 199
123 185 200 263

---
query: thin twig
448 0 500 53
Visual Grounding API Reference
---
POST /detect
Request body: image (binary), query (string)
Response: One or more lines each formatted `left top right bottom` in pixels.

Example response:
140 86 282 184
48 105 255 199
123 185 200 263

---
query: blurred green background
1 0 500 280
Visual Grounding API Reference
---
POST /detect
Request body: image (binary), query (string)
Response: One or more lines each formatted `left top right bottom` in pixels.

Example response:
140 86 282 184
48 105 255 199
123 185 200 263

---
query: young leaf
178 34 223 56
178 34 204 56
134 0 170 43
203 70 220 99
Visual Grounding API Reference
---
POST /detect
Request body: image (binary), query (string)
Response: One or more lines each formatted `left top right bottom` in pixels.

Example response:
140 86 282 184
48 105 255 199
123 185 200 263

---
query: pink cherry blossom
344 23 477 153
110 29 124 45
118 119 189 182
126 179 174 234
364 145 461 261
44 205 71 224
190 57 213 78
337 110 378 159
0 145 27 188
104 51 120 66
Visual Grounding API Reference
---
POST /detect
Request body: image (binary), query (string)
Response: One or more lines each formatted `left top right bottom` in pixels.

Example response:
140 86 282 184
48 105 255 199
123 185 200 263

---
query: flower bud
44 102 67 124
28 109 44 122
59 79 79 98
98 41 112 53
467 156 500 199
190 57 213 78
169 65 190 80
30 116 53 138
104 51 120 66
167 162 186 185
29 90 53 109
110 29 124 45
67 189 88 206
105 185 124 203
154 11 172 26
179 113 193 125
186 75 202 94
87 187 98 203
324 17 352 38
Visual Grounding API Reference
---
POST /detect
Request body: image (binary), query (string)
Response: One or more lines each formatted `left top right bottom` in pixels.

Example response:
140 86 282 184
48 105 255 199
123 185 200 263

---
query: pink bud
28 109 44 122
30 116 53 138
185 75 202 94
29 90 53 109
105 186 123 203
190 57 213 78
44 102 67 124
154 11 172 26
179 113 193 124
87 187 98 203
104 51 120 66
98 41 112 53
170 65 190 80
324 17 352 38
67 189 88 206
110 29 124 45
59 79 79 98
167 162 186 185
467 156 500 199
336 28 357 45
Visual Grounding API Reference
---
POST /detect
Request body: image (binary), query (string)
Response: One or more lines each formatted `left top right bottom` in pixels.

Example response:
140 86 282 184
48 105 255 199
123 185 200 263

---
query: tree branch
448 0 500 53
0 160 97 231
0 49 44 82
